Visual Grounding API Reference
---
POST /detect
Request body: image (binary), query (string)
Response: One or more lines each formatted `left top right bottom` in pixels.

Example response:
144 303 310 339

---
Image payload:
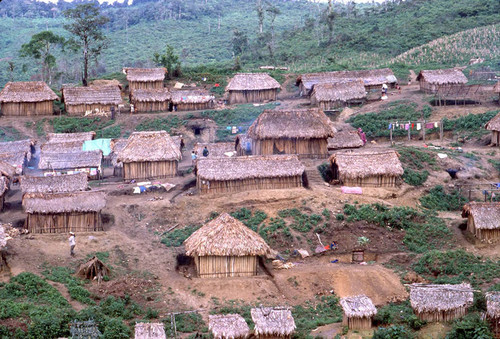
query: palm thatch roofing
340 295 377 318
184 213 272 257
409 283 474 313
38 150 103 170
0 176 8 197
494 81 500 93
90 79 123 90
486 292 500 319
416 69 468 85
330 151 404 179
247 109 334 140
62 85 123 105
118 131 181 163
485 112 500 131
0 160 17 178
134 322 166 339
110 139 128 167
209 314 250 339
251 307 296 337
46 132 96 143
226 73 281 91
193 142 235 158
0 139 34 155
124 68 166 82
0 81 59 103
170 90 214 104
23 191 106 214
0 152 26 174
461 202 500 229
20 173 88 194
196 155 305 181
327 131 364 150
130 88 171 102
41 141 84 153
311 81 367 102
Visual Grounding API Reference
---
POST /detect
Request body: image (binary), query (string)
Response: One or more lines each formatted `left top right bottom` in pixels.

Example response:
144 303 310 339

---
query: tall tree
231 29 249 57
256 0 265 34
325 0 335 44
63 3 109 86
153 45 181 79
265 3 280 61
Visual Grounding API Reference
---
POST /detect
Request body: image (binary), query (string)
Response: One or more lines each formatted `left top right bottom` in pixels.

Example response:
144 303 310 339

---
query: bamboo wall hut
247 109 334 158
193 142 236 158
184 213 272 278
23 191 106 233
310 81 367 109
251 307 296 339
0 81 59 116
486 112 500 146
195 155 305 195
38 150 103 180
330 151 403 187
124 68 166 91
461 202 500 242
340 295 377 330
209 314 250 339
20 172 88 194
134 322 166 339
62 85 123 116
416 69 468 94
130 88 170 112
409 283 474 322
118 131 181 180
226 73 281 104
46 131 96 143
327 131 364 151
171 90 215 111
486 291 500 337
235 134 253 156
0 176 8 211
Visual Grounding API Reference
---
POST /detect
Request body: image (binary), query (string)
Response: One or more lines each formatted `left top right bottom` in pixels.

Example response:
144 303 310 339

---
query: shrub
135 116 183 132
403 168 429 186
372 325 414 339
419 185 467 211
293 296 343 337
374 301 425 330
446 313 492 339
102 318 131 339
161 225 200 247
231 208 267 232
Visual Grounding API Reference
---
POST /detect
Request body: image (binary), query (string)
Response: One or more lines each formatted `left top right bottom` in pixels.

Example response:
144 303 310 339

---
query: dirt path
47 281 87 312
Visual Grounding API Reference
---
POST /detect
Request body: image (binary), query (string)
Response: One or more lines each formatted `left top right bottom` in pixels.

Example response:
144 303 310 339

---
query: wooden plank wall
175 102 214 111
26 212 103 233
66 104 115 116
129 81 163 91
196 255 257 278
252 138 329 158
342 176 399 187
1 101 53 116
123 160 178 180
342 315 373 330
416 307 468 322
197 175 303 195
228 89 277 104
134 101 169 113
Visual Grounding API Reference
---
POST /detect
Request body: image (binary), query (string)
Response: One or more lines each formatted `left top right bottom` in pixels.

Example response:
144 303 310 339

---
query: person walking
69 232 76 256
191 150 197 166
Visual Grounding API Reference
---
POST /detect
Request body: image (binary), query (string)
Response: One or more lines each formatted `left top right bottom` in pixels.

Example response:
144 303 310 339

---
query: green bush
374 301 425 330
403 168 429 186
373 325 414 339
161 225 200 247
278 208 323 233
397 146 436 170
293 296 343 337
231 208 267 232
446 313 492 339
102 318 131 339
135 116 183 133
419 185 467 211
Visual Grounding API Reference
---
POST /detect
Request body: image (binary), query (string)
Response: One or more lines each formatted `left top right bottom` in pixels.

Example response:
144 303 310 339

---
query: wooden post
408 121 411 141
422 120 426 142
440 120 444 142
390 124 393 142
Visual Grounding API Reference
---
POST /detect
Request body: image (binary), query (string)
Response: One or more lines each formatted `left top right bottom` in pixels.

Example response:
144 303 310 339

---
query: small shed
134 322 166 339
340 295 377 330
409 283 474 322
124 67 166 91
330 151 403 187
193 142 236 158
0 81 59 116
38 150 103 180
416 68 468 94
195 155 305 195
486 291 500 336
310 81 367 109
130 88 171 113
171 89 215 111
209 314 250 339
485 112 500 146
327 131 364 151
226 73 281 104
461 202 500 241
251 307 296 339
23 191 106 233
46 131 96 143
62 85 123 116
184 213 272 278
20 173 88 195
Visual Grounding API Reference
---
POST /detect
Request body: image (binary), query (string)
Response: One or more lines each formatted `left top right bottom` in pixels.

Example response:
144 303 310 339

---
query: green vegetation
135 116 183 133
442 110 499 140
373 325 415 339
165 313 207 335
374 301 425 331
419 185 467 211
42 265 95 305
230 208 267 232
160 225 200 247
51 116 122 138
446 313 493 339
293 296 343 337
0 126 24 142
402 168 429 186
278 208 323 233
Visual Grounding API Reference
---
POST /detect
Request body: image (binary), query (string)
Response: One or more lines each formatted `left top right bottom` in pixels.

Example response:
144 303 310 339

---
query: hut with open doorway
38 150 103 180
124 67 166 91
195 155 305 195
184 213 272 278
327 131 364 151
23 191 106 233
409 283 474 322
251 307 296 339
310 81 367 109
486 112 500 146
209 314 250 339
340 295 377 330
330 151 403 187
20 172 88 195
416 68 468 94
247 109 334 158
461 202 500 242
486 291 500 337
62 85 123 116
134 322 166 339
226 73 281 104
130 88 171 113
0 81 59 116
193 142 236 159
170 90 215 111
118 131 181 180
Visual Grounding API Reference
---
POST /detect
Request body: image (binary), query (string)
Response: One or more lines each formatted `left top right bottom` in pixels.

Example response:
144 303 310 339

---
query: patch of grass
374 301 425 330
278 208 323 233
372 325 415 339
402 168 429 186
0 126 24 141
165 313 207 335
259 217 293 247
36 119 46 137
419 185 467 211
442 110 499 140
488 159 500 173
397 146 437 170
231 208 267 232
160 225 200 247
135 116 183 133
292 295 343 337
41 265 95 305
51 116 121 138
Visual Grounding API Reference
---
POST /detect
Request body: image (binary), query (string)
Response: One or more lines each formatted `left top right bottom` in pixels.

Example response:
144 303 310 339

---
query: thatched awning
193 142 235 158
462 202 500 229
20 173 88 194
118 131 181 163
124 68 166 82
251 307 296 337
134 322 166 339
0 81 59 103
247 109 334 139
340 295 377 318
62 85 123 106
0 152 26 175
23 191 106 214
226 73 281 91
130 88 171 102
0 160 17 178
209 314 250 339
416 69 468 85
170 90 214 104
485 112 500 131
0 176 8 197
47 132 96 143
486 292 500 319
409 283 474 313
38 150 103 170
41 141 84 153
330 151 404 179
184 213 272 257
0 139 34 155
327 131 364 150
311 81 367 102
196 155 305 181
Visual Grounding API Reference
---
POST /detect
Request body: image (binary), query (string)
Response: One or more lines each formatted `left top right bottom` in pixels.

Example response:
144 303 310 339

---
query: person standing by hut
69 232 76 256
202 146 209 157
191 150 197 166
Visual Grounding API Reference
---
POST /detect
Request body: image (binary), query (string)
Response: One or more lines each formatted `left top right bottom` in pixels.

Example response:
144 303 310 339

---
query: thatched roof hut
170 89 215 111
340 295 377 330
124 67 166 90
485 112 500 146
487 292 500 319
327 131 364 150
193 142 236 158
0 139 34 158
46 132 96 143
130 88 171 113
20 173 88 194
0 152 27 175
62 85 123 116
0 81 59 116
226 73 281 104
134 322 166 339
416 68 468 94
109 139 128 177
251 307 296 339
209 314 250 339
462 202 500 241
90 79 123 90
0 160 18 179
310 81 367 109
38 150 102 178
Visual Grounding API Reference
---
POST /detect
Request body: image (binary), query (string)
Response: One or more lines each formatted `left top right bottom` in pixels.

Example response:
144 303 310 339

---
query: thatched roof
327 131 364 150
311 81 367 102
409 283 474 313
340 295 377 318
226 73 281 91
0 152 26 175
20 173 88 194
485 112 500 131
23 191 106 214
134 322 166 339
184 213 272 257
196 155 305 181
486 292 500 319
330 151 404 179
209 314 250 339
193 142 235 158
0 160 17 178
494 81 500 93
46 132 96 143
462 202 500 229
41 141 84 153
38 150 102 170
118 131 181 163
170 90 214 104
0 139 34 155
0 176 8 197
124 68 166 82
110 139 128 167
130 88 171 102
62 85 123 106
251 307 296 337
0 81 59 103
416 69 468 85
247 109 334 139
90 79 123 90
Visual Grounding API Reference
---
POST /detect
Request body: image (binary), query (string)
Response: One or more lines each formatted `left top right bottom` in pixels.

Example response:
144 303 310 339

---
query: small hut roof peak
327 130 364 150
0 81 59 103
312 81 367 102
485 112 500 131
134 322 166 339
461 202 500 229
124 67 166 82
486 291 500 319
340 295 377 318
226 73 281 91
416 68 468 85
209 314 250 339
330 151 404 179
409 283 474 313
251 307 296 337
118 131 181 162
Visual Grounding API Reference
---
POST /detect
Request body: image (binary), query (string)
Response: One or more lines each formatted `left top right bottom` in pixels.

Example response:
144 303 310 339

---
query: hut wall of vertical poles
124 67 166 91
195 255 257 278
26 212 103 233
129 88 171 113
1 102 54 116
462 202 500 241
197 176 303 195
342 316 372 330
0 82 59 116
225 73 281 104
123 160 178 180
170 90 215 111
486 292 500 338
62 86 123 116
228 89 278 104
486 113 500 147
251 138 329 158
340 295 377 330
129 80 164 91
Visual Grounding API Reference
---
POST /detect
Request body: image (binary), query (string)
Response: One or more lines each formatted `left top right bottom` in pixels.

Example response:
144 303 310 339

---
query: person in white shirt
69 232 76 256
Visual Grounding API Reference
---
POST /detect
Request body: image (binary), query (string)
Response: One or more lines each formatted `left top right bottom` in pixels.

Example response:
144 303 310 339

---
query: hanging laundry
388 123 392 130
411 123 414 130
405 124 410 130
434 122 439 128
416 123 421 130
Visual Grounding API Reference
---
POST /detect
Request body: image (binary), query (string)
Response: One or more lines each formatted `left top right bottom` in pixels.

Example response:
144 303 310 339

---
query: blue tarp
82 139 112 156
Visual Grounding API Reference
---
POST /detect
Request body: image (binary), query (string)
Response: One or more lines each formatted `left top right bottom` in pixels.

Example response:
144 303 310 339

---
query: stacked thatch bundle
193 142 236 158
62 85 123 116
170 89 215 111
327 131 364 150
462 202 500 241
0 81 59 116
0 139 34 175
20 173 88 194
251 307 296 339
330 151 403 187
416 68 468 94
486 291 500 336
209 314 250 339
134 322 166 339
310 81 367 109
38 150 103 180
184 213 272 278
124 67 166 91
226 73 281 104
46 132 96 143
118 131 181 180
130 88 171 112
409 283 474 322
247 109 334 158
485 112 500 146
340 295 377 330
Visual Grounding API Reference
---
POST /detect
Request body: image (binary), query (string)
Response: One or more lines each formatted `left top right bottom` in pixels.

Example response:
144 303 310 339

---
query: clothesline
388 120 441 131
